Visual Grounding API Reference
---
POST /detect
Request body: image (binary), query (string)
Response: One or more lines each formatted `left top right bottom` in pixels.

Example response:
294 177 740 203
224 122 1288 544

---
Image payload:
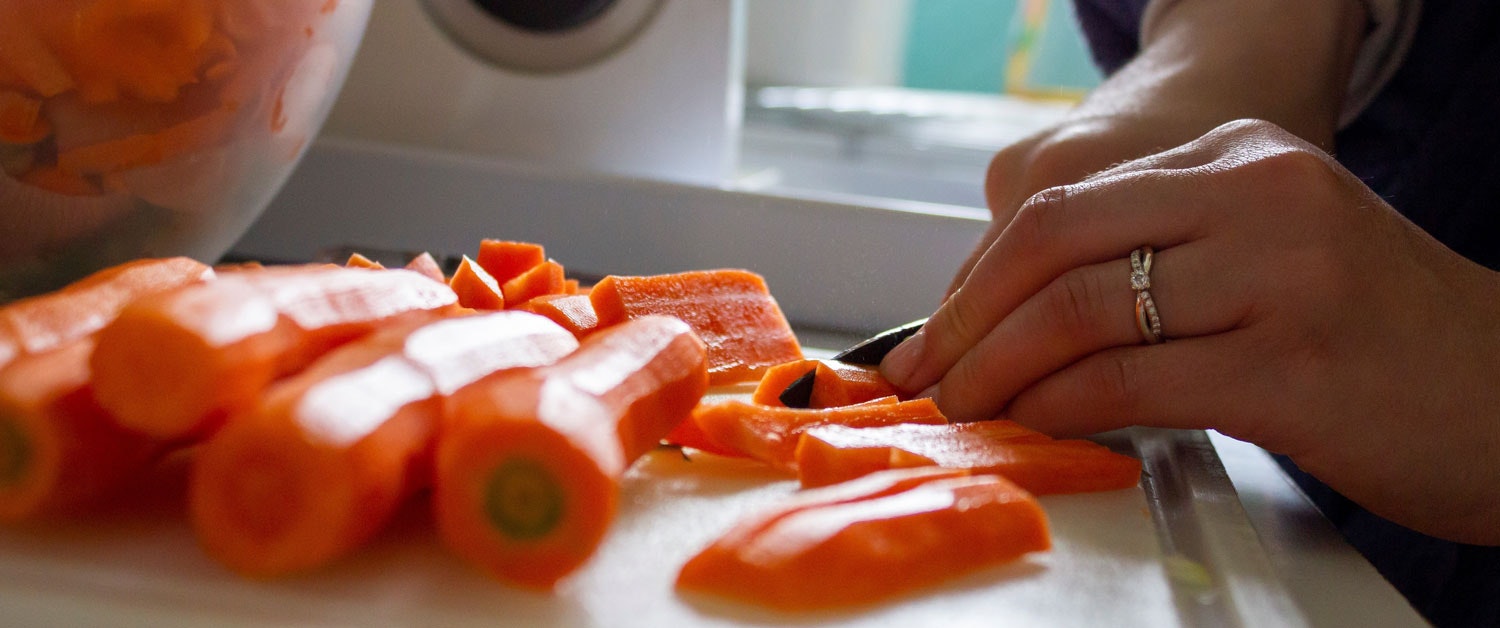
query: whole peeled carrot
676 469 1050 611
90 266 459 440
190 311 579 577
0 338 164 521
434 315 708 589
0 256 212 369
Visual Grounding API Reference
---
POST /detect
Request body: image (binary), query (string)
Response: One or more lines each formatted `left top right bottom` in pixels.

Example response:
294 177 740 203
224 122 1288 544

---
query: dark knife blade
778 318 927 407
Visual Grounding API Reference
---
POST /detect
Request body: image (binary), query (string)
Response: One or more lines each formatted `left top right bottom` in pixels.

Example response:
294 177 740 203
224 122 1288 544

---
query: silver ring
1130 247 1163 344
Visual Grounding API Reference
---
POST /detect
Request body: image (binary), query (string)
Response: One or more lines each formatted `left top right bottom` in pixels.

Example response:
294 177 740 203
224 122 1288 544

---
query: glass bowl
0 0 372 300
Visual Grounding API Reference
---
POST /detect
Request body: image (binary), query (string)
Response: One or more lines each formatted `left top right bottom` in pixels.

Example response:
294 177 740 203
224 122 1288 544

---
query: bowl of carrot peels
0 0 372 300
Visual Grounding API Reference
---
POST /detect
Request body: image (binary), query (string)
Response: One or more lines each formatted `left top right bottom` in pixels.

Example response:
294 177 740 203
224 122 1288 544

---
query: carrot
515 293 599 339
0 256 212 369
676 469 1050 611
190 311 579 577
0 338 165 520
404 252 447 284
476 240 545 285
343 252 383 270
0 8 75 98
0 89 50 144
589 270 803 385
90 266 459 440
794 421 1141 493
433 315 708 589
752 359 899 408
500 259 566 306
56 106 235 175
449 256 505 310
689 398 942 470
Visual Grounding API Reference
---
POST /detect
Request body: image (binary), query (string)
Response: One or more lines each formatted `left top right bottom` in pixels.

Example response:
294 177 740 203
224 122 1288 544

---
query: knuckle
1089 352 1142 414
1011 186 1069 252
938 287 992 349
1042 269 1106 340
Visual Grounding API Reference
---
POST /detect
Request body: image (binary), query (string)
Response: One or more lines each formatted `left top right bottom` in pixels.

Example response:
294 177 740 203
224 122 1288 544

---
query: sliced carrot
589 270 803 385
690 398 943 471
0 256 213 370
794 421 1141 493
0 89 50 144
676 470 1049 611
404 252 447 284
90 266 460 440
0 339 165 521
343 252 384 270
752 359 898 408
56 106 234 175
449 256 505 310
475 240 545 285
500 259 566 306
515 293 598 339
434 315 708 589
191 311 579 577
564 278 584 294
0 9 75 97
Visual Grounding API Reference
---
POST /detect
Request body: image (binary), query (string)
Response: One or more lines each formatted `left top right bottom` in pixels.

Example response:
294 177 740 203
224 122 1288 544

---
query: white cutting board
0 388 1292 627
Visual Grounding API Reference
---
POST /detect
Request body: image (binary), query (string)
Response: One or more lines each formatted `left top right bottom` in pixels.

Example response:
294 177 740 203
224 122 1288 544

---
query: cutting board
0 391 1300 627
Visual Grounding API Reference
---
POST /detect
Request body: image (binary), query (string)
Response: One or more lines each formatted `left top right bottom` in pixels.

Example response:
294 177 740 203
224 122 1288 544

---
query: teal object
902 0 1100 95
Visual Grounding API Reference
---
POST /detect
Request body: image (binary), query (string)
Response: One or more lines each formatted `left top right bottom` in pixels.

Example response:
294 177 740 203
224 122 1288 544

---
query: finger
881 167 1227 395
927 243 1254 423
945 221 1004 299
1000 332 1278 443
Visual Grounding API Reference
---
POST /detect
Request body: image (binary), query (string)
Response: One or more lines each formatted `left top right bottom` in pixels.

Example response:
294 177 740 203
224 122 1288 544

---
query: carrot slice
0 89 50 144
191 311 579 577
475 240 545 285
500 259 566 306
449 256 505 310
515 293 598 339
0 256 212 369
752 359 899 408
0 339 164 521
343 252 384 270
689 398 943 470
589 270 803 385
794 421 1141 493
676 471 1050 611
404 252 447 284
0 9 75 97
90 266 459 440
56 106 235 175
434 315 708 589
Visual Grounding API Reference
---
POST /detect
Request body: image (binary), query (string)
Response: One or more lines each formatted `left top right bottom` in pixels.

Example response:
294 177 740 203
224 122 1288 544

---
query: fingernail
880 329 926 389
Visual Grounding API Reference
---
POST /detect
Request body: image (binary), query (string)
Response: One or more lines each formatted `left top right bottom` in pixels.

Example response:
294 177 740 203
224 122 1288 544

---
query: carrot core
484 458 564 540
0 418 29 487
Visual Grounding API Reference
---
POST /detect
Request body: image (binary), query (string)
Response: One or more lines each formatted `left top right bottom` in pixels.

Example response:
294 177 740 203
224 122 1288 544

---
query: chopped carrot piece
343 252 384 270
90 266 459 440
794 421 1141 493
0 339 165 521
449 256 505 310
689 398 943 470
191 311 579 577
752 359 898 408
404 252 447 284
434 315 708 589
0 90 50 144
500 259 566 306
0 10 75 97
589 270 803 385
476 240 545 285
0 256 212 370
56 106 235 175
564 278 584 294
515 293 598 339
676 469 1049 611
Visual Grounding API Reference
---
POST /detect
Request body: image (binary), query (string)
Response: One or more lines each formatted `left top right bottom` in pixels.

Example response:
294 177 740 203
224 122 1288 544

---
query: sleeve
1138 0 1423 129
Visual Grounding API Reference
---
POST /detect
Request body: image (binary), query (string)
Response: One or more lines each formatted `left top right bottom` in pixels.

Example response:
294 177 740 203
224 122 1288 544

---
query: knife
778 318 927 408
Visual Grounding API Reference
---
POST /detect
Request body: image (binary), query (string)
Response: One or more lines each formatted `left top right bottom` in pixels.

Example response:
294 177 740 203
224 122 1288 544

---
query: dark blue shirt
1070 1 1500 625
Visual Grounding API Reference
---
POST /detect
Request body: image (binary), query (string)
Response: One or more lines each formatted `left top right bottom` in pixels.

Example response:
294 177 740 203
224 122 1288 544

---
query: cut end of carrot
483 457 566 541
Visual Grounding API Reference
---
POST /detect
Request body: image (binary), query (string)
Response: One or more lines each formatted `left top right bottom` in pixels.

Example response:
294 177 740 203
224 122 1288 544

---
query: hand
881 119 1500 544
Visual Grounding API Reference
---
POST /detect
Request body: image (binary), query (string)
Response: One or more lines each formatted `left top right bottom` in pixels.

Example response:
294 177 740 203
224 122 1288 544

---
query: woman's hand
881 119 1500 545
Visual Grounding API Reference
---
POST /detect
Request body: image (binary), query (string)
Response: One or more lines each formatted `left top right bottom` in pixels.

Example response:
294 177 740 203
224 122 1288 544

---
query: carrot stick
676 469 1050 611
0 338 165 521
190 311 579 577
689 398 942 470
500 259 566 306
751 359 899 408
90 266 459 440
404 252 447 284
475 240 545 285
515 293 599 339
56 106 235 175
434 315 708 589
589 270 803 385
449 256 504 310
0 256 212 370
794 421 1141 493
